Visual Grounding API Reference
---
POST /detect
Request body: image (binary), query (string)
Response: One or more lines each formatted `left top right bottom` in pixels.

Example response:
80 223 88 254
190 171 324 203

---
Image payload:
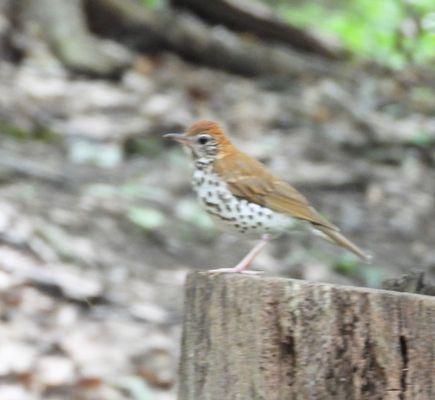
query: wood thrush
164 120 370 273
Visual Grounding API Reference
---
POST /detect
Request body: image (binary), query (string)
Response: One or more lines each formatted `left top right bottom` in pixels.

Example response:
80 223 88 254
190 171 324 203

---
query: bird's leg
208 234 271 274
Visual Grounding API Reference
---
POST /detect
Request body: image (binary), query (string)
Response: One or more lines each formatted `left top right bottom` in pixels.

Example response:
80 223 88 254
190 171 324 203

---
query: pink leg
208 235 271 274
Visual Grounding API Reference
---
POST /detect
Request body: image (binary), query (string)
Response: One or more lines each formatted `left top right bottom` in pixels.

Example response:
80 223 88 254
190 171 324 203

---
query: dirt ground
0 52 434 399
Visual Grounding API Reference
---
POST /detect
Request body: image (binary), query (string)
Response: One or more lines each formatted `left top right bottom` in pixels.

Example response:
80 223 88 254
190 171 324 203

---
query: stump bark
179 273 435 400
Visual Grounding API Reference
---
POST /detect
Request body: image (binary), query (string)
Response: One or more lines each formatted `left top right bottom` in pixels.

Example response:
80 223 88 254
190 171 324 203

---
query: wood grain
179 273 434 400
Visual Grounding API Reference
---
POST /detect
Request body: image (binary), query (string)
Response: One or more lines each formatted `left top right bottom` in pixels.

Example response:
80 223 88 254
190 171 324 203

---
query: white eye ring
197 135 210 145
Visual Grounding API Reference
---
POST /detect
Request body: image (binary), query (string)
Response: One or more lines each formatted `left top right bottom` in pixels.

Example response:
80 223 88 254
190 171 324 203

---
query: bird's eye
197 135 209 145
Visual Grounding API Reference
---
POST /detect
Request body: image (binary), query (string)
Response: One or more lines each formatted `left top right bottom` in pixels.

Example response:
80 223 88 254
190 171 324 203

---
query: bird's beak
163 133 191 145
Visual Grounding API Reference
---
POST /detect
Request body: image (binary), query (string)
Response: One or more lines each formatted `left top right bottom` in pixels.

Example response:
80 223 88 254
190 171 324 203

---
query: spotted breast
192 158 300 238
164 120 370 273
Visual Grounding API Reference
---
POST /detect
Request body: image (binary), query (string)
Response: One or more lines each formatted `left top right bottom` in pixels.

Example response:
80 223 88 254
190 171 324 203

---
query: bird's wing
213 152 338 230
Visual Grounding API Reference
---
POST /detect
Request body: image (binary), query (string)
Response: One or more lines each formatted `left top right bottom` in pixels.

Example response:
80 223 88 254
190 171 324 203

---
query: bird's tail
314 225 372 262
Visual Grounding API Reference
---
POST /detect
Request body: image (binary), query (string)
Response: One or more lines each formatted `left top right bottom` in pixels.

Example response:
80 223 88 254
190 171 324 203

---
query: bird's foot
207 267 264 275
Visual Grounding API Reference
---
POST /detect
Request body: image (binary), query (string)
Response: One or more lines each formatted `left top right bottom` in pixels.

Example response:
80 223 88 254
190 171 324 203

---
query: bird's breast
191 167 300 237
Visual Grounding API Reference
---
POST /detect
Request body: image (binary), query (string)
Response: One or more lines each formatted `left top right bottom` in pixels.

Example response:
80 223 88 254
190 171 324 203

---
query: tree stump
179 273 434 400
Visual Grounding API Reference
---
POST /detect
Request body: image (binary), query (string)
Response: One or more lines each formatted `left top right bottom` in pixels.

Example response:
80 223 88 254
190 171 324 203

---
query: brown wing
213 151 338 230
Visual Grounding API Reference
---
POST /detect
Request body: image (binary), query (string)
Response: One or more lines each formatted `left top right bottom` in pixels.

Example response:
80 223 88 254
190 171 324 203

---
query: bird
164 120 370 274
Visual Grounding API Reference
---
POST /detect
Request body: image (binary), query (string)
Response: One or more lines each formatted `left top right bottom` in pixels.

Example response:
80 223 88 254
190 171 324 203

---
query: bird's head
164 120 233 161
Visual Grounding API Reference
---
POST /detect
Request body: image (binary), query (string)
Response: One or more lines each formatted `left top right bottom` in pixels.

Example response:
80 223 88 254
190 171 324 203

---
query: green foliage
333 253 383 287
125 137 164 157
0 120 60 143
409 130 434 148
128 207 166 231
139 0 167 9
278 0 435 68
333 253 359 276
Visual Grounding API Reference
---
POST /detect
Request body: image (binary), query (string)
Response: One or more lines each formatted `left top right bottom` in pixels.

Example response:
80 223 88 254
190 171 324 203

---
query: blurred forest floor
0 0 434 399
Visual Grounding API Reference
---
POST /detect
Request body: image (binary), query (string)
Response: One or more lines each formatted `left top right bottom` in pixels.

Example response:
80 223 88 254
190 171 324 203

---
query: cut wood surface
179 272 434 400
